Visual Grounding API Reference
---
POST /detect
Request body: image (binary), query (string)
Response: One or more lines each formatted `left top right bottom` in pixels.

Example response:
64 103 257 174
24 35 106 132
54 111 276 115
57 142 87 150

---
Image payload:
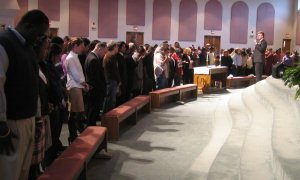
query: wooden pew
226 75 268 88
101 95 151 141
123 95 151 113
172 84 198 101
150 84 198 108
226 76 256 88
150 88 180 108
38 126 108 180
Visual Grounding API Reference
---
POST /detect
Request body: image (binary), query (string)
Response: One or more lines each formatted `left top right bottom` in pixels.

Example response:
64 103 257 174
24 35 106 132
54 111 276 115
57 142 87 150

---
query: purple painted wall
178 0 197 41
204 0 222 30
230 1 248 44
98 0 118 38
69 0 89 37
152 0 171 40
256 3 275 45
126 0 145 26
15 0 28 25
296 12 300 45
38 0 60 21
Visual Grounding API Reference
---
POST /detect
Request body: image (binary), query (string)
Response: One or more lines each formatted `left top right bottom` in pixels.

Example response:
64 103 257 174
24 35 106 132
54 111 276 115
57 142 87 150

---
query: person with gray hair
103 40 121 112
153 46 170 89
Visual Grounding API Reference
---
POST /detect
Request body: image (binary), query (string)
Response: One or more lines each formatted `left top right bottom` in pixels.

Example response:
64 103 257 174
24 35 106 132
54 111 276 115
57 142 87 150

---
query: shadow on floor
88 149 154 180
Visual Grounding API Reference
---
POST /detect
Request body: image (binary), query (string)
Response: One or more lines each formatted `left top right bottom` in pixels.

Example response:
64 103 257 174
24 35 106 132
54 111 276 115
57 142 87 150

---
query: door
204 35 221 53
282 39 291 53
126 32 144 46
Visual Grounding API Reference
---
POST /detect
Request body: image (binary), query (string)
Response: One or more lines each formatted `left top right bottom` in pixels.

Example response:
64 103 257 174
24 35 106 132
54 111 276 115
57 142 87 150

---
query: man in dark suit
116 41 127 106
84 42 107 126
253 31 267 82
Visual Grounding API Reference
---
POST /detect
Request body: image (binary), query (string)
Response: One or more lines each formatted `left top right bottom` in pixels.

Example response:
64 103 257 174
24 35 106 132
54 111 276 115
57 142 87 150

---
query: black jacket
42 60 64 106
85 52 106 95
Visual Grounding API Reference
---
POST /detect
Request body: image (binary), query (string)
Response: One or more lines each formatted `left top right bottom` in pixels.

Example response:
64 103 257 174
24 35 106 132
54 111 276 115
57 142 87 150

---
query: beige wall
5 0 298 50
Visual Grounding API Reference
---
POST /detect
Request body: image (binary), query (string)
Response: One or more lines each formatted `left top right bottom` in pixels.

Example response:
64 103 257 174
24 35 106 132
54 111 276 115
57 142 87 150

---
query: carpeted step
256 78 300 180
185 95 233 180
240 84 274 180
265 77 300 116
207 90 252 180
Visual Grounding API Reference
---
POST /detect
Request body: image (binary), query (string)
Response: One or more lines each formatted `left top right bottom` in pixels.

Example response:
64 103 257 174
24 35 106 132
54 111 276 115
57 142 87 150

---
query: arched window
126 0 145 25
98 0 118 38
69 0 90 37
38 0 60 21
14 0 28 25
230 1 249 44
152 0 171 40
296 12 300 45
256 3 275 45
204 0 222 30
178 0 197 41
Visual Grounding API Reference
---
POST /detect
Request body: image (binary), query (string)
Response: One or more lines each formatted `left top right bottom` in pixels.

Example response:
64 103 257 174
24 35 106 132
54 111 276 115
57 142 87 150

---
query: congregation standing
0 9 299 180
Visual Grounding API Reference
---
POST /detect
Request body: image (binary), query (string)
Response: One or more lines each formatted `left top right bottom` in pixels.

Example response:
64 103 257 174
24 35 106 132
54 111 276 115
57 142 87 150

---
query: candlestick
206 53 209 66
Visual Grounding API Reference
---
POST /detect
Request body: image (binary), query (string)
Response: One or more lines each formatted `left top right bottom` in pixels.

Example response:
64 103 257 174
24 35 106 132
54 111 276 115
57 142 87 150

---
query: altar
193 66 228 93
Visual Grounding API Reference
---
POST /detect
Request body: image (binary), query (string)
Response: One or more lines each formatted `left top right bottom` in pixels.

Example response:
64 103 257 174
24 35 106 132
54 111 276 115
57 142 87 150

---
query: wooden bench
38 126 108 180
150 84 198 108
172 84 198 101
150 87 180 108
226 75 268 88
226 76 256 88
101 95 151 140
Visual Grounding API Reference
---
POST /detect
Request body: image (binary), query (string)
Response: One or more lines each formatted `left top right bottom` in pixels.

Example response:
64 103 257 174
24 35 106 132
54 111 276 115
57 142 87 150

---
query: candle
206 53 209 66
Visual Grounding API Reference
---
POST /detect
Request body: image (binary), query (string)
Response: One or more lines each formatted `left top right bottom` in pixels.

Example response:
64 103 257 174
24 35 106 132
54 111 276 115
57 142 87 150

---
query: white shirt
233 54 243 66
208 52 215 65
153 52 168 78
246 56 253 69
65 51 85 90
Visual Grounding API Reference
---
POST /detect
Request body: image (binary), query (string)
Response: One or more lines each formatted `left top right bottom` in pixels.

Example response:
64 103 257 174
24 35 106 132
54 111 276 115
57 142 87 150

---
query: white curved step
240 84 274 180
207 90 252 180
266 77 300 120
185 95 232 180
256 78 300 180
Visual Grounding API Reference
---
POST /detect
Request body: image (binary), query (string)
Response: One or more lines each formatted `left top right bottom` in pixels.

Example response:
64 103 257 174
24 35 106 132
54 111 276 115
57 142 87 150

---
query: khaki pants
69 87 84 112
44 115 52 150
0 117 35 180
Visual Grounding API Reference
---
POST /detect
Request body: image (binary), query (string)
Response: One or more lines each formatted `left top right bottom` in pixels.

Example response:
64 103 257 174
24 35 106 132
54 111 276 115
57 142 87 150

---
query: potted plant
282 65 300 99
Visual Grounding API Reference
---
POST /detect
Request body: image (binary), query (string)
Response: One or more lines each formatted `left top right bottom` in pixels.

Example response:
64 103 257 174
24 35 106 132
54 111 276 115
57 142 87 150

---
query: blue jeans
104 80 118 112
156 73 167 89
